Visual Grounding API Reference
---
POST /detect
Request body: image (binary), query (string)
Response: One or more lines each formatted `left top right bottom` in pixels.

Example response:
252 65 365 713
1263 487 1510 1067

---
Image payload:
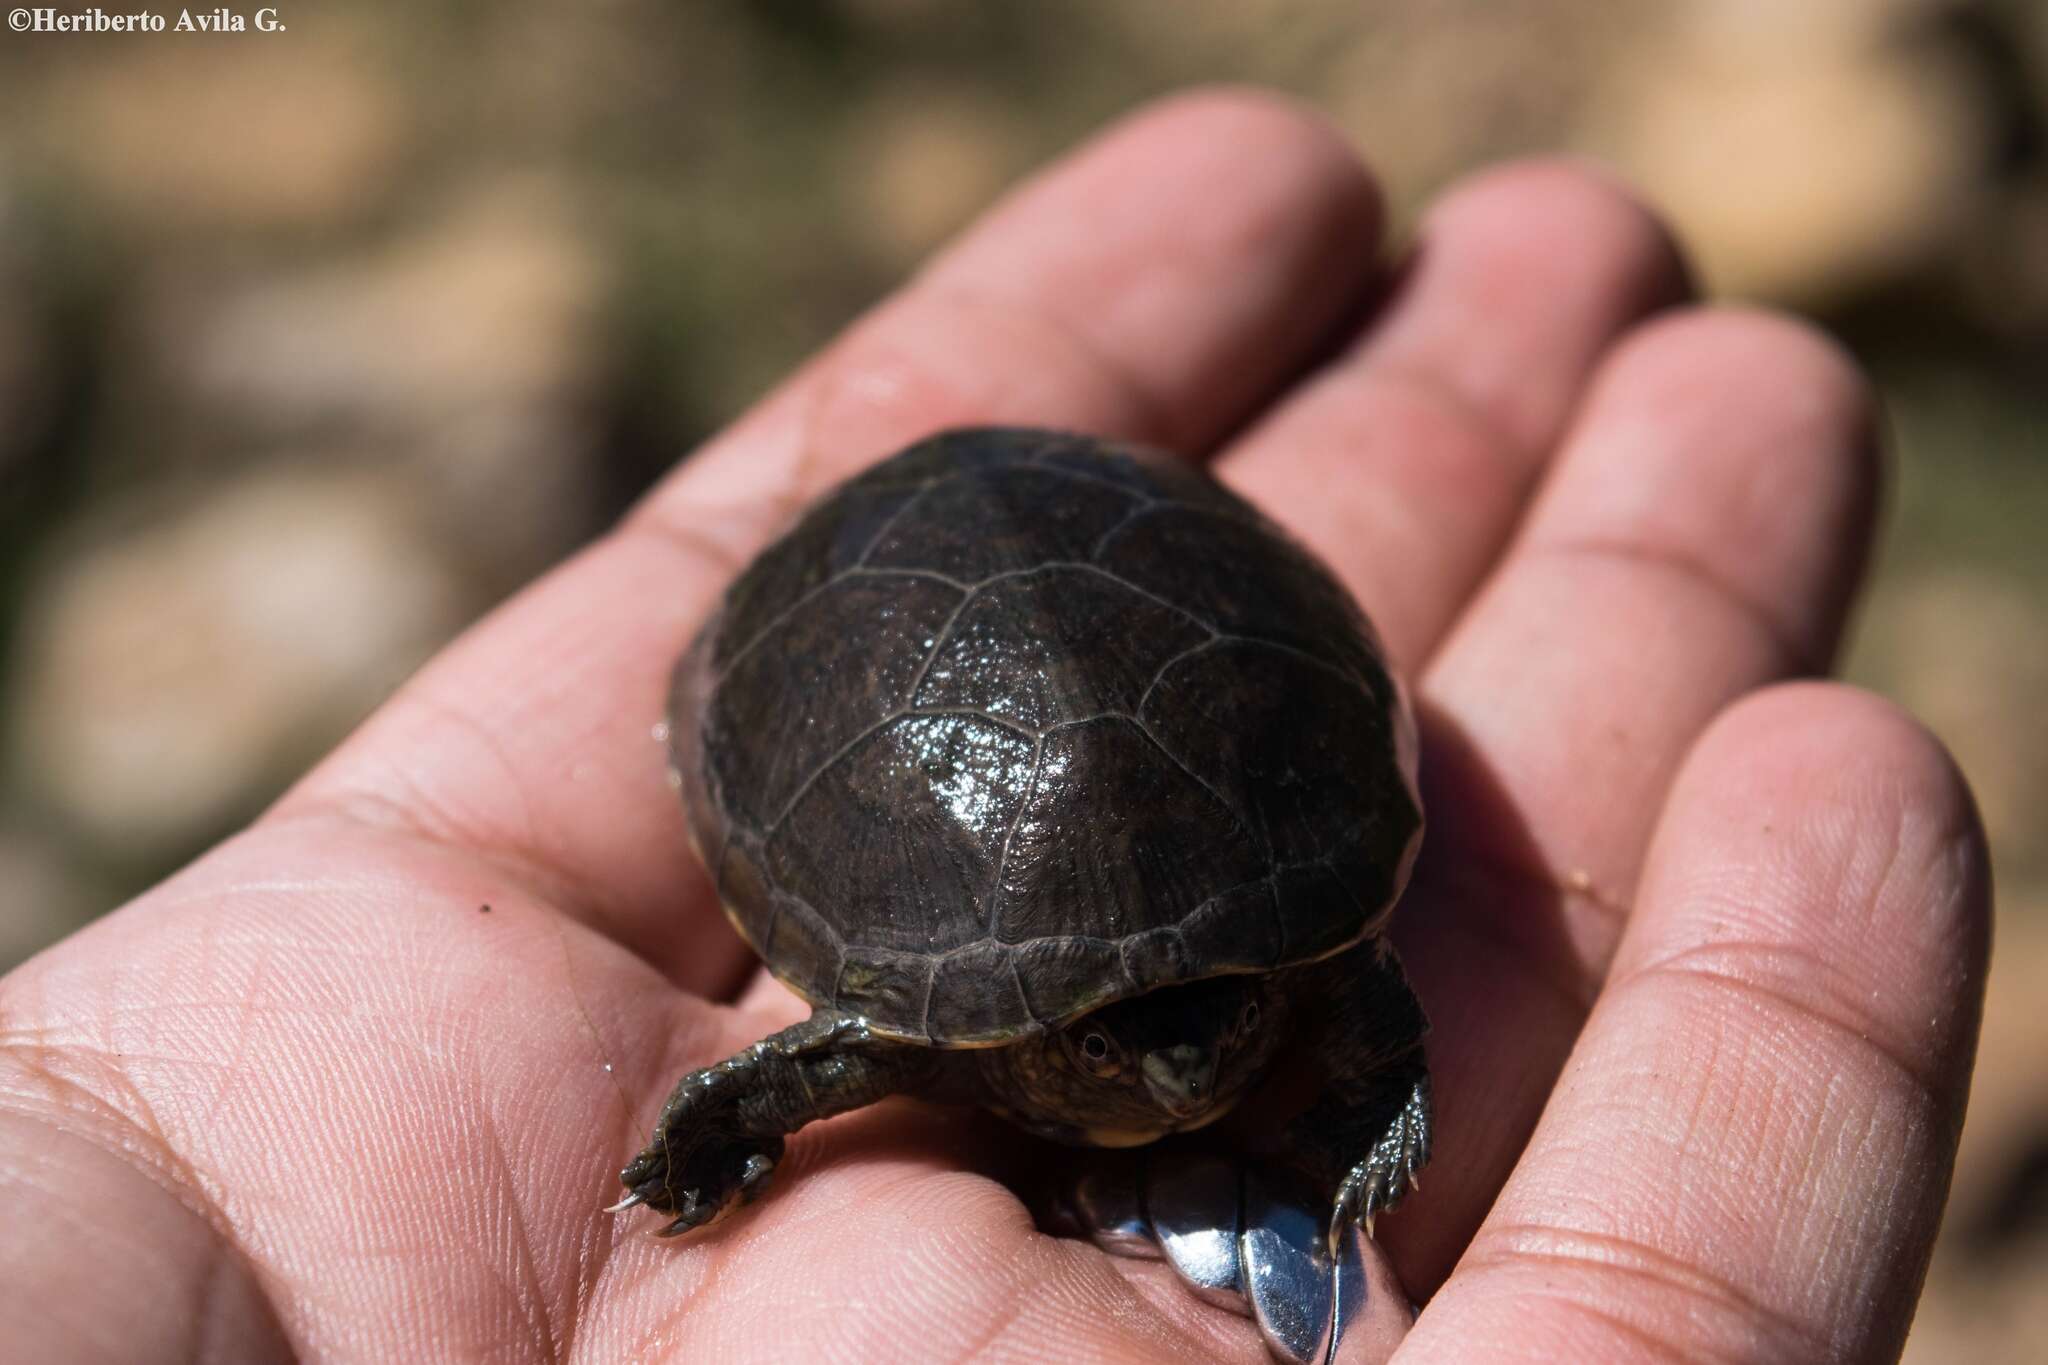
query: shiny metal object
1071 1157 1160 1260
1065 1153 1413 1363
1148 1153 1248 1313
1324 1217 1415 1365
1240 1167 1334 1361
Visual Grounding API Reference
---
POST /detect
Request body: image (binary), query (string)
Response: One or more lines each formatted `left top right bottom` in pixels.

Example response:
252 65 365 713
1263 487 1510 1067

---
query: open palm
1 92 1988 1364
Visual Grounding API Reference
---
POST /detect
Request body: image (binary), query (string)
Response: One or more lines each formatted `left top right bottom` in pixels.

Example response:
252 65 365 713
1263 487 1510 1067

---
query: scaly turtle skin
618 428 1429 1246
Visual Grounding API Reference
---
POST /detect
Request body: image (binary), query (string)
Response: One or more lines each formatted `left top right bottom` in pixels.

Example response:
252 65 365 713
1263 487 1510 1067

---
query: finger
1425 307 1880 957
1218 160 1691 670
1391 309 1881 1280
1404 685 1989 1363
274 89 1384 995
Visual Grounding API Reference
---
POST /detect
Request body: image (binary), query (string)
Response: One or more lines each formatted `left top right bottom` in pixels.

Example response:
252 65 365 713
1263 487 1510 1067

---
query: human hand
0 90 1987 1363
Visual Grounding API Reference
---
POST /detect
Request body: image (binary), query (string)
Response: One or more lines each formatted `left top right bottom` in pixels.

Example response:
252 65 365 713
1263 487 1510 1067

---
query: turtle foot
616 1011 935 1237
617 1122 783 1236
616 1050 786 1236
1328 1069 1430 1249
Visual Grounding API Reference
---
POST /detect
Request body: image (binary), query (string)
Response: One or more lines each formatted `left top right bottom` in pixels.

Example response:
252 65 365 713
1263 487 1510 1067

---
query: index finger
272 90 1386 993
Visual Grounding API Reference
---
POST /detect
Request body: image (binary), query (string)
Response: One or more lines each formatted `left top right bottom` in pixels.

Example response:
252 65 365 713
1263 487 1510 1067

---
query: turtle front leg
616 1009 939 1236
1278 938 1432 1252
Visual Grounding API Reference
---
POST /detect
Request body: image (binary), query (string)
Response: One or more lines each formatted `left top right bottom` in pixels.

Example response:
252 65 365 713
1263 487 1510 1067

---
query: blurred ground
0 1 2042 1354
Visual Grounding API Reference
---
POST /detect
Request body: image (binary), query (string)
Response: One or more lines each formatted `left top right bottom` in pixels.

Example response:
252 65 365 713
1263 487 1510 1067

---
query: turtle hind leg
617 1009 938 1236
1275 940 1433 1251
1325 1061 1430 1242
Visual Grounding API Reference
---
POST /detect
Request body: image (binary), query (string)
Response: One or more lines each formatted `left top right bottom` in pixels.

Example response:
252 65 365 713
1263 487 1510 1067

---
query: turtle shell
669 428 1422 1046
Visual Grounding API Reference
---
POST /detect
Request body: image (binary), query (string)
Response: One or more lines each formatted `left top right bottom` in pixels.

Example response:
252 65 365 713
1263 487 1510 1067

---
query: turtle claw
657 1191 708 1238
647 1157 779 1237
604 1190 647 1215
1326 1068 1431 1251
1328 1164 1392 1256
738 1152 776 1199
619 1135 784 1237
614 1060 788 1237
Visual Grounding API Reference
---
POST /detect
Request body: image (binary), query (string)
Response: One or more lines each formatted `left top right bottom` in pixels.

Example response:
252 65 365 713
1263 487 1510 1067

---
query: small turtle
617 428 1429 1248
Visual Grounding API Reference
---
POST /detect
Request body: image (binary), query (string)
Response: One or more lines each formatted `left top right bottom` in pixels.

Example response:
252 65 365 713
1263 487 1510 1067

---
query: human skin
0 90 1989 1363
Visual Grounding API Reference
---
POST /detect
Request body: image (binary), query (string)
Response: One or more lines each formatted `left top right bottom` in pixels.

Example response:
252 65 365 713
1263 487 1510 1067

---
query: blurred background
0 0 2041 1354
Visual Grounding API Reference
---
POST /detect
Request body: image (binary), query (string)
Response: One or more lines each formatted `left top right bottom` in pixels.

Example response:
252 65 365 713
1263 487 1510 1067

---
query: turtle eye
1067 1028 1123 1078
1239 1001 1261 1038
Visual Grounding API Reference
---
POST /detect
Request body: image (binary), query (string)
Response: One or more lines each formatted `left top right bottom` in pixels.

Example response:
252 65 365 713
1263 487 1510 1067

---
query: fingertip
1689 681 1970 812
1364 155 1693 456
1111 83 1379 189
933 82 1385 277
1660 680 1991 998
1392 156 1695 397
1589 305 1884 522
1518 305 1885 672
1679 679 1986 907
1613 682 1992 1162
1607 304 1873 412
1420 156 1692 298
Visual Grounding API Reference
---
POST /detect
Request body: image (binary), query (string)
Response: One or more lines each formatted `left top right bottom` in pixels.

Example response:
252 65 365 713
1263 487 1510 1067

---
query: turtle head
1139 1043 1220 1119
978 975 1287 1146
